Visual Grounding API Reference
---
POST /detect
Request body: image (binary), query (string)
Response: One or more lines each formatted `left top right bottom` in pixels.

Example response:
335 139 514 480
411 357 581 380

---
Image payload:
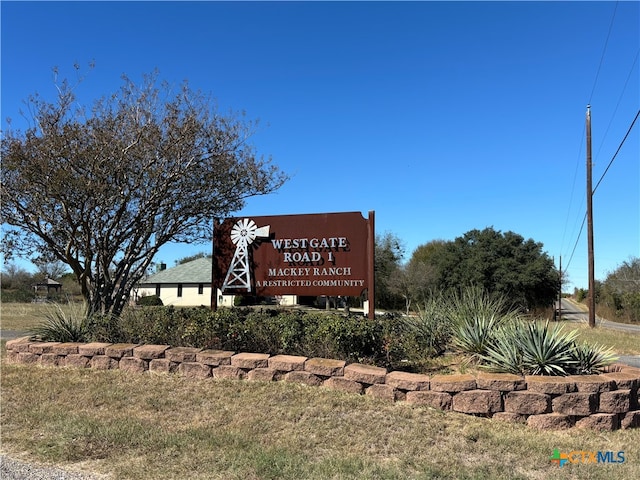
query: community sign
212 211 374 312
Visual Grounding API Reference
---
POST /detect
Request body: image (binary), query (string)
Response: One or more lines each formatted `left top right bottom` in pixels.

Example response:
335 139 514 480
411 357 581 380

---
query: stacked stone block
5 336 639 431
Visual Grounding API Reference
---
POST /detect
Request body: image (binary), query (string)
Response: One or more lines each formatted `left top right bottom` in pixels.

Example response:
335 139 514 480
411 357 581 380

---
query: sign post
367 210 375 320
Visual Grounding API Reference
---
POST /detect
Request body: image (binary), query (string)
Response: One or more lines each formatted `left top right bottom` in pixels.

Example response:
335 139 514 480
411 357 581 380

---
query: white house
134 257 297 307
134 258 218 307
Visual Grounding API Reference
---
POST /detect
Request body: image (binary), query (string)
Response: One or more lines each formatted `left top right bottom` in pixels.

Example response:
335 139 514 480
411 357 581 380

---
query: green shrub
80 304 392 365
182 307 240 350
271 309 307 353
575 288 588 302
216 309 384 361
28 301 89 342
117 306 188 345
233 309 283 353
45 292 67 303
86 312 126 343
308 312 383 363
378 312 411 368
137 295 163 306
293 311 340 359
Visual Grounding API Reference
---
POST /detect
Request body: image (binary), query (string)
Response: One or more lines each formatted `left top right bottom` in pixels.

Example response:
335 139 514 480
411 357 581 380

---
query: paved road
559 298 640 368
560 298 640 333
0 330 30 341
0 454 108 480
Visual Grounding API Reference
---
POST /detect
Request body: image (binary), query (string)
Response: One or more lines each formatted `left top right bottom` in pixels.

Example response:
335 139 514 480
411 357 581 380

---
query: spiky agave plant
404 295 453 357
28 301 89 342
479 322 525 375
449 286 519 359
518 321 580 376
479 320 619 376
570 342 618 375
452 313 503 358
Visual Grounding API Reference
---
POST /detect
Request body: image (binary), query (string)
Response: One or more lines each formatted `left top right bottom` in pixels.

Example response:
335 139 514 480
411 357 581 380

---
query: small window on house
177 284 183 297
155 284 161 297
198 283 204 295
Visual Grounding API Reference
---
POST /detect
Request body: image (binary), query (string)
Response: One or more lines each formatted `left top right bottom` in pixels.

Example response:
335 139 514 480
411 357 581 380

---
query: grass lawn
2 359 639 480
568 323 640 356
0 302 68 331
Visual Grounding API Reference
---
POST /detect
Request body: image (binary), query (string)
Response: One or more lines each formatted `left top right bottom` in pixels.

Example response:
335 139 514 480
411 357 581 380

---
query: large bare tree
1 69 287 317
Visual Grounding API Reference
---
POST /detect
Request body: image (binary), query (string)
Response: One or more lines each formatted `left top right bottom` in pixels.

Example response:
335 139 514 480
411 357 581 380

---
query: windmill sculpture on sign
221 218 270 292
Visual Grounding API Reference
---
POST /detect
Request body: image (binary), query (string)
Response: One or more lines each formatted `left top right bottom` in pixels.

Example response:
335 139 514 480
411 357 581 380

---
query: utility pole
557 255 562 321
586 105 596 328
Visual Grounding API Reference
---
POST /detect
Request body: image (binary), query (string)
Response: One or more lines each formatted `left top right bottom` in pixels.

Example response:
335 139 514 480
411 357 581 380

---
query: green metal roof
141 257 212 284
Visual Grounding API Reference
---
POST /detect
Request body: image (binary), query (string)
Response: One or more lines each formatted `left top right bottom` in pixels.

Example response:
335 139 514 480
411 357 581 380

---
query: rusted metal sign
212 211 375 316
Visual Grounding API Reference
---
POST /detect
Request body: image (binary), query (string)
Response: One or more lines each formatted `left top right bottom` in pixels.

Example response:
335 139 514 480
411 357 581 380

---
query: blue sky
2 1 639 291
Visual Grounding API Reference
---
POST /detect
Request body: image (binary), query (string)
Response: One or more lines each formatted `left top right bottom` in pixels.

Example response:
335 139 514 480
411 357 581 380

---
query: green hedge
84 306 428 369
136 295 163 306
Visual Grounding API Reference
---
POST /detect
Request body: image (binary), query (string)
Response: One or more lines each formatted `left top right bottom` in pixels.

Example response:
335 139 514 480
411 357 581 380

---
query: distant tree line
375 227 560 314
1 262 82 303
574 257 640 324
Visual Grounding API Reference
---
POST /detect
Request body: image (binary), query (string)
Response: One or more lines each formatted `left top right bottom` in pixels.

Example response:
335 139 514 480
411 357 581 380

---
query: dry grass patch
570 323 640 355
1 302 87 333
0 303 49 331
2 360 639 480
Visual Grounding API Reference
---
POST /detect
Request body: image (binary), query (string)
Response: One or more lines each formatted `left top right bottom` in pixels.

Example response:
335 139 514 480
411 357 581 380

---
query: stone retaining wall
5 337 640 431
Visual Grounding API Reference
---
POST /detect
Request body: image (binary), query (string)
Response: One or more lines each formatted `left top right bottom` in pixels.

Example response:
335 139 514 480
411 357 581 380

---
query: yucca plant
28 301 89 342
479 322 525 374
518 321 580 376
570 342 618 375
452 313 503 358
448 286 519 359
480 320 619 376
404 296 453 357
448 285 517 320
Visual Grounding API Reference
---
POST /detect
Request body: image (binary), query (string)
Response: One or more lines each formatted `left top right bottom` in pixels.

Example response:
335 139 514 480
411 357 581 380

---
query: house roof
141 257 212 285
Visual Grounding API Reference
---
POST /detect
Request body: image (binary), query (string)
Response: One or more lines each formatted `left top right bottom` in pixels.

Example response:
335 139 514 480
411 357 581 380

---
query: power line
588 1 618 104
561 2 618 267
559 125 585 258
563 108 639 273
561 1 636 283
564 212 587 273
594 48 639 160
593 108 640 194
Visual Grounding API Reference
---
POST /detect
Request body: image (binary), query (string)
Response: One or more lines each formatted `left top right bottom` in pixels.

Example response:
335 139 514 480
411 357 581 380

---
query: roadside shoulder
0 454 109 480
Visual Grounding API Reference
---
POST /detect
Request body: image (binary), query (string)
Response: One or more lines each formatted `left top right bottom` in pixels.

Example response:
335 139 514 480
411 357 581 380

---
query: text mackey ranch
212 211 375 318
